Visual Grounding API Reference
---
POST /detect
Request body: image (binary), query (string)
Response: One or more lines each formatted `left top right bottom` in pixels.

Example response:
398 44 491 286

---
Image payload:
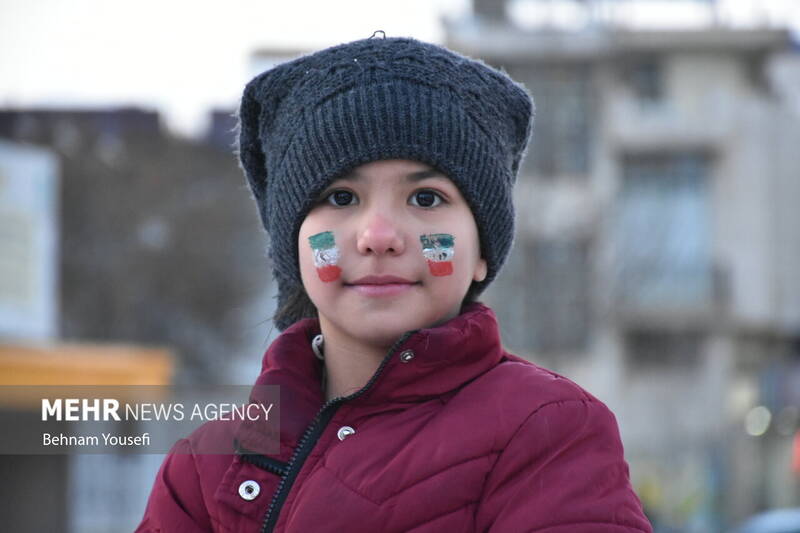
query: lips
345 275 420 297
347 275 417 285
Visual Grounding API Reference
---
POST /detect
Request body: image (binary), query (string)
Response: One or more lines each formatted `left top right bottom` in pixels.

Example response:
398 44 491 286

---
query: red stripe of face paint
427 260 453 277
316 265 342 282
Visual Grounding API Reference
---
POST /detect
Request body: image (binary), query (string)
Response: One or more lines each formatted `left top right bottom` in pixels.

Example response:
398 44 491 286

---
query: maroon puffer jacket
136 303 652 532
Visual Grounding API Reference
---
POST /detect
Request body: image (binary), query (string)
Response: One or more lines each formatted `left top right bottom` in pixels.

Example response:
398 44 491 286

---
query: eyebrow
339 168 447 182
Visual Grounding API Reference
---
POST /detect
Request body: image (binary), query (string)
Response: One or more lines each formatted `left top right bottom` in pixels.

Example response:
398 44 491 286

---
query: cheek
306 230 342 283
419 233 455 277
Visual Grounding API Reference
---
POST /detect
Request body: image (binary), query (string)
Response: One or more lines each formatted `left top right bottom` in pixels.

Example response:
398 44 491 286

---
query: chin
363 307 461 342
317 293 465 346
349 319 420 348
329 309 426 347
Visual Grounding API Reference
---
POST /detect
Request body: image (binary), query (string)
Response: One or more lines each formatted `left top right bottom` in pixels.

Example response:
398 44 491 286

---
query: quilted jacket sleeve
475 399 652 533
135 439 213 533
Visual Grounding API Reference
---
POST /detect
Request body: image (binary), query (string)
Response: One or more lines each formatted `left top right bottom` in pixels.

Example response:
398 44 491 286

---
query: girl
137 34 652 532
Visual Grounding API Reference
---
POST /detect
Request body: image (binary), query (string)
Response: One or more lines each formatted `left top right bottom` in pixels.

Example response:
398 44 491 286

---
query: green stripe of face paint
309 231 336 250
420 233 454 250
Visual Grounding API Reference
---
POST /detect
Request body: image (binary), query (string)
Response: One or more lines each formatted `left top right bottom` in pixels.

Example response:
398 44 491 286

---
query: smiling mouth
344 275 421 297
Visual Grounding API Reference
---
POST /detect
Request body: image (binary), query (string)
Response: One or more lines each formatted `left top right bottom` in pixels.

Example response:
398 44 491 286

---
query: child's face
298 159 487 348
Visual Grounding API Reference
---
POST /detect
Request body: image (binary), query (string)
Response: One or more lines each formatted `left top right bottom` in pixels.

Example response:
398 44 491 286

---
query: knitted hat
238 33 534 331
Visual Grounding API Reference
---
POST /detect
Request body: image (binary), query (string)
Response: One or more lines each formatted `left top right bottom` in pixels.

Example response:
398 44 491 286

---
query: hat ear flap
237 81 269 226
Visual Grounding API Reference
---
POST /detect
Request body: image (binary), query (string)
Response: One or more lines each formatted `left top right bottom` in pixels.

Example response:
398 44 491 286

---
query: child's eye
409 189 444 208
325 189 358 207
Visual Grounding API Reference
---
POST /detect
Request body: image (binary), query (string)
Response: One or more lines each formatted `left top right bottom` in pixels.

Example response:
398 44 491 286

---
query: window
493 237 591 354
507 64 593 178
614 153 713 312
530 239 591 352
625 56 663 103
624 329 703 372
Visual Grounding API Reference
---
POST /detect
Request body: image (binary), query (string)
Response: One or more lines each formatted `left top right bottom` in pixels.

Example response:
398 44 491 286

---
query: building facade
447 1 800 529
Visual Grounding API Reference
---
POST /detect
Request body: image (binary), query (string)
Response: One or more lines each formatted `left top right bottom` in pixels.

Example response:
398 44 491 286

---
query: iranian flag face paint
420 233 455 277
308 231 342 282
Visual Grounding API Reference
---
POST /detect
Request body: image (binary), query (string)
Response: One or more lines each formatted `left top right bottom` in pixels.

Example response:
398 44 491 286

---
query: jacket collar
240 302 504 452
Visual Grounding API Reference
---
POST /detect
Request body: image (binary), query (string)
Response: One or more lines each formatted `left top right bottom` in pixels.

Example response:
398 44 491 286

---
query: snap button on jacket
136 303 652 532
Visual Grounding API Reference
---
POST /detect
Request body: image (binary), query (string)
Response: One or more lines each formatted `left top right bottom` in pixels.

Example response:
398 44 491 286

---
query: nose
356 211 405 256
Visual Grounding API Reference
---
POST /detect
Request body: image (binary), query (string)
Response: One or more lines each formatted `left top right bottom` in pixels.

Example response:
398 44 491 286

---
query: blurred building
0 108 274 383
0 108 274 531
448 0 800 530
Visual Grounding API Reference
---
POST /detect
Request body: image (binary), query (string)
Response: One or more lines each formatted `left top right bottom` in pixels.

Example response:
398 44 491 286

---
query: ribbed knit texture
238 35 534 330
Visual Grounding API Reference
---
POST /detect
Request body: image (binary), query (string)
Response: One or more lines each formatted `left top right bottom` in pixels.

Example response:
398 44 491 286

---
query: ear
473 257 488 283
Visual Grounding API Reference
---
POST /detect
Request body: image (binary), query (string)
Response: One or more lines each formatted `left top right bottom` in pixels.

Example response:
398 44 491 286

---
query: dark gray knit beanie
238 34 534 331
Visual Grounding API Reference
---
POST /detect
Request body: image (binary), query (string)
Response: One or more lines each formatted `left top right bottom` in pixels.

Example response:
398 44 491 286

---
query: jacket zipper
235 438 291 477
239 452 290 477
259 331 416 533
